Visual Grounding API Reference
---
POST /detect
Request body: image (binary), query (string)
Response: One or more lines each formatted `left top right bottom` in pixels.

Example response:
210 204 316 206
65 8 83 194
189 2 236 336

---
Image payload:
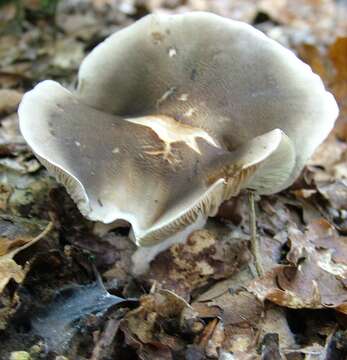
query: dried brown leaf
259 0 337 39
0 219 53 293
316 180 347 210
259 306 295 350
144 0 259 22
89 315 122 360
148 226 250 298
205 320 225 358
210 290 263 327
248 219 347 313
196 287 263 358
120 290 192 358
0 89 22 116
309 134 347 182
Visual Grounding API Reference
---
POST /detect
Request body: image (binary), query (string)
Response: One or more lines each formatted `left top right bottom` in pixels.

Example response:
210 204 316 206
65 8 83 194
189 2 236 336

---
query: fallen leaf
148 225 251 298
0 3 17 28
325 329 347 359
316 180 347 210
204 320 225 358
199 288 263 357
196 265 254 302
51 38 85 70
259 306 295 350
259 0 337 40
248 219 347 314
259 333 282 360
90 314 123 360
0 89 22 116
0 218 53 293
0 113 24 144
309 135 347 182
120 289 194 358
209 290 263 327
143 0 259 22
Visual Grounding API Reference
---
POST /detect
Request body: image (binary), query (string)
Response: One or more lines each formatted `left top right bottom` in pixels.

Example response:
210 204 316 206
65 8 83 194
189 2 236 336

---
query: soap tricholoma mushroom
18 12 338 274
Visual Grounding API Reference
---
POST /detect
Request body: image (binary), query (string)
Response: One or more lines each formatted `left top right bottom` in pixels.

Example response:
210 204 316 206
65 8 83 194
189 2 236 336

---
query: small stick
248 191 264 277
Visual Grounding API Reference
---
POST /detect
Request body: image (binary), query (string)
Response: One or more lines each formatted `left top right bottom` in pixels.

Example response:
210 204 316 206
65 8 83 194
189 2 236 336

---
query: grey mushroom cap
77 12 338 191
18 12 338 246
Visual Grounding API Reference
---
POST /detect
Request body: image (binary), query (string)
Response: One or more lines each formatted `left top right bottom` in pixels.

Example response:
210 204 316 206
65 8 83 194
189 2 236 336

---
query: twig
248 191 264 277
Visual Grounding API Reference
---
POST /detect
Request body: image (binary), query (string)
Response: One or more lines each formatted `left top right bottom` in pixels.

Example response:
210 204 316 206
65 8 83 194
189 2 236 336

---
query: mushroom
18 12 338 274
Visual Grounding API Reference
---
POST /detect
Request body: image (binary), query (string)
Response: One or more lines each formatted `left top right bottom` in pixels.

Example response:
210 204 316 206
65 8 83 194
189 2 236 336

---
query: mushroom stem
248 191 264 277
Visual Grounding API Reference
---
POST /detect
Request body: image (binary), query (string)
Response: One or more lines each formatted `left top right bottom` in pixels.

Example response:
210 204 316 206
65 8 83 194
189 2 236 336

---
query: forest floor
1 0 347 359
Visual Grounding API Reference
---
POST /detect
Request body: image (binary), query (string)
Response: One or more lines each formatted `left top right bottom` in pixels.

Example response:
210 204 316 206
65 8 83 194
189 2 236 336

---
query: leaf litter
1 0 347 359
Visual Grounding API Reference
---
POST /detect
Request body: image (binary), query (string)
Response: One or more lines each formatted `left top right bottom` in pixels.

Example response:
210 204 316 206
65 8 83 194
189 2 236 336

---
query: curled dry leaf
248 219 347 314
0 217 53 293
